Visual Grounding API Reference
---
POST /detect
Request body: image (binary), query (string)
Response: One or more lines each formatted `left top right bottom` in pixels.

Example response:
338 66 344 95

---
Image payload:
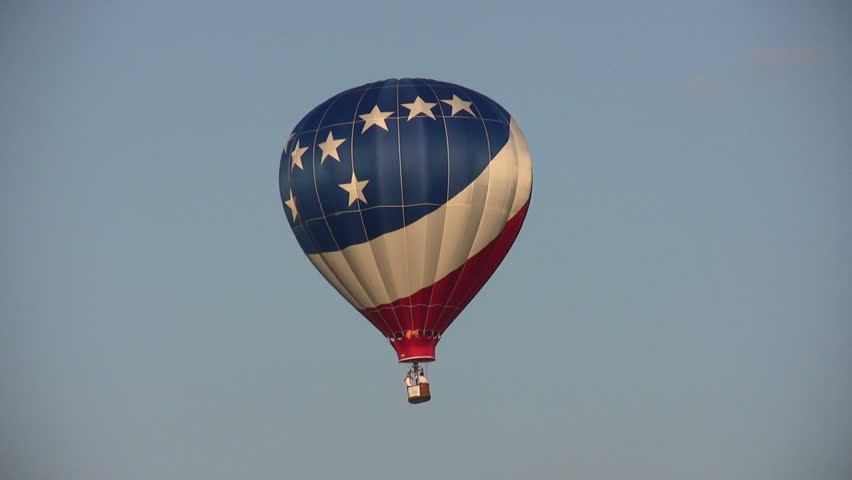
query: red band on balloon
362 199 531 362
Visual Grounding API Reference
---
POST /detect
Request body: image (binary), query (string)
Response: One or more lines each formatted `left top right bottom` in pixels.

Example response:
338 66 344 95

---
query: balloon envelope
280 78 532 362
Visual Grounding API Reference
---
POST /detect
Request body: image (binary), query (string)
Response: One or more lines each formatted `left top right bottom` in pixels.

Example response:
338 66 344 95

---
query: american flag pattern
279 78 532 362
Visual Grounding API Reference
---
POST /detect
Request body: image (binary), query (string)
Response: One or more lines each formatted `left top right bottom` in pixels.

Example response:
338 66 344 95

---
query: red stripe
358 199 531 361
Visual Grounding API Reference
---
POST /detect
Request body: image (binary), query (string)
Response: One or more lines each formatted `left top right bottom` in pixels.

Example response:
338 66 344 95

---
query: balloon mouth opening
390 331 440 363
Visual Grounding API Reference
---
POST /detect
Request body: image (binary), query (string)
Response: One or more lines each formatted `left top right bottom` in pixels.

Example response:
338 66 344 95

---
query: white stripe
308 118 532 310
508 119 533 217
307 253 368 309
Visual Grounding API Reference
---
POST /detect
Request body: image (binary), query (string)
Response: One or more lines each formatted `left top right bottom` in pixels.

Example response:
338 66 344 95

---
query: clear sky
2 1 850 479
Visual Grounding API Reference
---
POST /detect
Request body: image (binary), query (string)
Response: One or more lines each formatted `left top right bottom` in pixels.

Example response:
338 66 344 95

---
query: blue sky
2 1 850 479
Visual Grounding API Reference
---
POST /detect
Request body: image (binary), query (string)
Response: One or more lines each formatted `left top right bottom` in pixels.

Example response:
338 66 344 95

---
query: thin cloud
681 47 831 101
744 47 829 70
682 76 724 99
685 77 722 92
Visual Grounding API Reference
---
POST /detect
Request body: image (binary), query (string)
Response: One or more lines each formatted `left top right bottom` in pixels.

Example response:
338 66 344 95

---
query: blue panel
287 133 325 224
398 77 429 87
325 211 367 249
355 85 398 120
397 84 436 110
485 121 511 160
362 79 391 90
445 116 490 200
362 207 404 240
315 124 358 218
303 218 337 253
398 84 448 212
278 152 291 210
291 224 315 254
321 87 367 127
352 119 401 206
464 88 510 122
293 95 337 134
399 117 449 206
430 84 477 119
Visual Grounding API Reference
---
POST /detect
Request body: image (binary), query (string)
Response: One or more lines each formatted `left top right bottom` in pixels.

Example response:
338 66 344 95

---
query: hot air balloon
279 78 532 403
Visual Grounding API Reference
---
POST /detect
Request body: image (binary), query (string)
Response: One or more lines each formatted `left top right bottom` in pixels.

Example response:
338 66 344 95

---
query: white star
284 189 298 221
401 96 437 121
290 139 309 170
441 94 475 117
318 131 346 164
359 105 393 133
338 171 369 206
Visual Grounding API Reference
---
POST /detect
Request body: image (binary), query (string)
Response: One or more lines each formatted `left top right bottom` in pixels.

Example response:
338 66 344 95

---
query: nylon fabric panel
416 199 448 326
398 85 448 209
301 89 386 322
306 254 360 309
431 120 519 331
282 92 375 321
314 251 374 310
335 237 401 321
397 84 445 327
432 120 530 332
288 132 323 224
359 230 408 334
467 124 519 256
328 86 404 334
416 83 452 327
433 126 524 332
431 129 493 277
508 119 533 216
425 167 490 329
432 200 530 333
